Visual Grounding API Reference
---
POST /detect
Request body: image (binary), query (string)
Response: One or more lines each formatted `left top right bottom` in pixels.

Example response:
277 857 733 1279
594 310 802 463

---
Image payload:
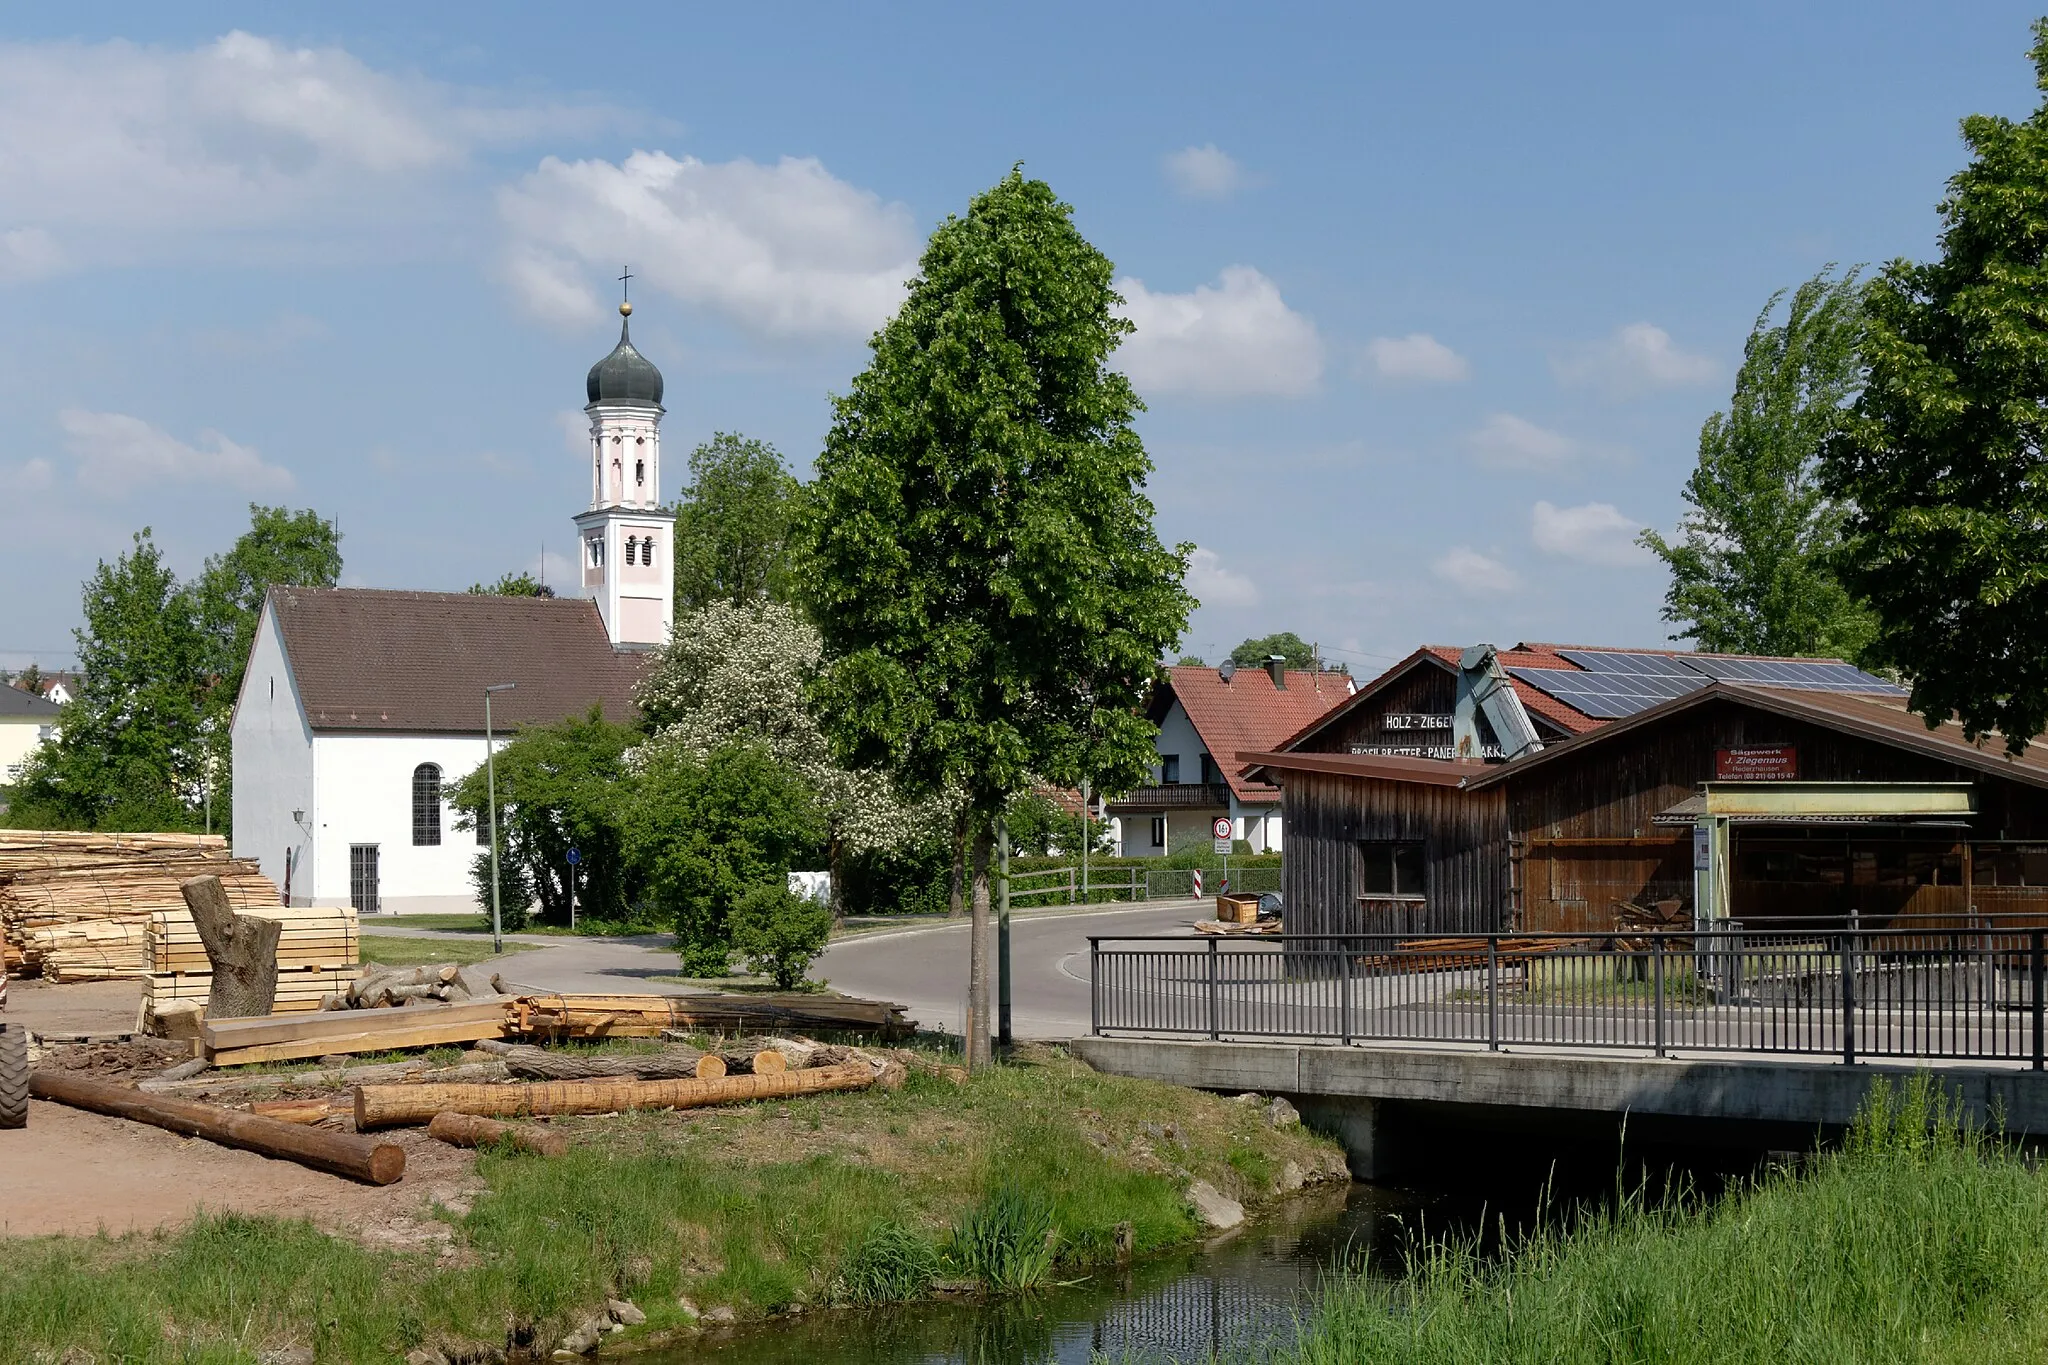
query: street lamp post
484 683 516 954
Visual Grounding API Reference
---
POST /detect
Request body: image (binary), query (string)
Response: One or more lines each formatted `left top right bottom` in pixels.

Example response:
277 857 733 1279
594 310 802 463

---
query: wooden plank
207 1012 513 1067
201 999 511 1050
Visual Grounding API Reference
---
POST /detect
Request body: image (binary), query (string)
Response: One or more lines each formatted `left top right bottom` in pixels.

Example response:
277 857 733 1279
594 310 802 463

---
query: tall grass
951 1185 1059 1291
1287 1075 2048 1365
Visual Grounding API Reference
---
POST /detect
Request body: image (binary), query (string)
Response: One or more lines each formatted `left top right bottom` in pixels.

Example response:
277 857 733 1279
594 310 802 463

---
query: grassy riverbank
0 1047 1343 1363
1286 1076 2048 1365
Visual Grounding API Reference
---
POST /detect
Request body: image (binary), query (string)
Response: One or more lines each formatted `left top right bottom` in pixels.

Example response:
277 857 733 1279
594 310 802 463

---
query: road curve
815 901 1205 1039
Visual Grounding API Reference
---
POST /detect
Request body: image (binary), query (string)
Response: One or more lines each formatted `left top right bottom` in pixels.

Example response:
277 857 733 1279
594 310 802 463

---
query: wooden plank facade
1263 676 2048 939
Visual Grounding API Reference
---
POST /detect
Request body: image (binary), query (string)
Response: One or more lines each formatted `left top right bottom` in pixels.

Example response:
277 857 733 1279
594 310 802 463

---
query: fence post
1089 937 1101 1036
1339 936 1354 1046
1653 936 1666 1059
1487 935 1500 1051
2033 930 2044 1072
1207 935 1221 1041
1841 923 1858 1066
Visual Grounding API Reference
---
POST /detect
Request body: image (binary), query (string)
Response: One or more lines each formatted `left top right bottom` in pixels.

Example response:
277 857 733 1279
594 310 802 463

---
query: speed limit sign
1212 816 1232 855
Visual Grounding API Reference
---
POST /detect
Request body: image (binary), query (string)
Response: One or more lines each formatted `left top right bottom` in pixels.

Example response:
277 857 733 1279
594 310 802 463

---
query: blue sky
2 3 2042 674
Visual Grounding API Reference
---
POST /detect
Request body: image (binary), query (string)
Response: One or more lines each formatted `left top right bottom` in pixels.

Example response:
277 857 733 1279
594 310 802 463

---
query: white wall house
1108 662 1353 858
0 684 61 784
231 302 667 914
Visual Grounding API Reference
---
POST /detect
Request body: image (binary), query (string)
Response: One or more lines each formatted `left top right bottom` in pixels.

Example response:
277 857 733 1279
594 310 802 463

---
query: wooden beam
200 999 512 1051
355 1061 876 1129
30 1071 404 1184
207 1010 513 1067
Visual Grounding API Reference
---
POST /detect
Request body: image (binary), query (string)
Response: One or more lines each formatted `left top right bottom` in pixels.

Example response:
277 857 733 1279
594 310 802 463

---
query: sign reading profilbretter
1716 745 1797 781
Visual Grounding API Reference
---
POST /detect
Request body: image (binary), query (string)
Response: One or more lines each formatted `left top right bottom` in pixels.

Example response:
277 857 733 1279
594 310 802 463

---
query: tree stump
181 874 281 1019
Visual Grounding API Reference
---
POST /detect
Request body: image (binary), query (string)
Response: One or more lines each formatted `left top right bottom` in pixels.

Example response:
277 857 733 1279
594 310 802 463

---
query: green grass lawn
1284 1075 2048 1365
355 935 539 968
0 1046 1344 1363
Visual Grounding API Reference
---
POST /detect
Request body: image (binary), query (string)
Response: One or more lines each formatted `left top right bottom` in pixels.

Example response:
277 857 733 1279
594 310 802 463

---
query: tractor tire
0 1023 26 1129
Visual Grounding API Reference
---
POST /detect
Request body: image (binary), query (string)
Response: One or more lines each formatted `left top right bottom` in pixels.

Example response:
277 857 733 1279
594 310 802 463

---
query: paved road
363 902 1205 1037
815 901 1205 1039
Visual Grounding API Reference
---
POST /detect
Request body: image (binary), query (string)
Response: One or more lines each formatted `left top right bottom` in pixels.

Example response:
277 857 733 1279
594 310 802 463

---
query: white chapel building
231 302 673 913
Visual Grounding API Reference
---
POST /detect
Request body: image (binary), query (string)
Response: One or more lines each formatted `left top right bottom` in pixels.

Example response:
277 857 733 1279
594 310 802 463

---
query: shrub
729 881 833 988
469 848 533 933
836 1221 944 1304
950 1185 1059 1292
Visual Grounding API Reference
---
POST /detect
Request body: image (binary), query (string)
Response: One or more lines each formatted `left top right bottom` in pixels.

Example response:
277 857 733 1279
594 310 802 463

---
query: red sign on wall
1716 745 1798 780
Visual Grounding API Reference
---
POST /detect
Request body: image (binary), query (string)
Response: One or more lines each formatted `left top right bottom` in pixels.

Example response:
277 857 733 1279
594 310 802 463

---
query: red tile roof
266 587 642 734
1164 665 1351 802
1421 643 1605 736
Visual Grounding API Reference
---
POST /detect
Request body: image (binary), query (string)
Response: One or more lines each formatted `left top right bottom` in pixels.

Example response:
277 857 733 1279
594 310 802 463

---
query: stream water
639 1183 1427 1365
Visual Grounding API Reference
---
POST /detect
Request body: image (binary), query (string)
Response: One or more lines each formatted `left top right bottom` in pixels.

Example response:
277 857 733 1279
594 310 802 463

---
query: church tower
574 294 675 650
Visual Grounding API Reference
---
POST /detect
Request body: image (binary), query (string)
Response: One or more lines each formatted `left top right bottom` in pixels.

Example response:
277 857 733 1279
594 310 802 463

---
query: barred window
641 536 655 568
412 763 443 846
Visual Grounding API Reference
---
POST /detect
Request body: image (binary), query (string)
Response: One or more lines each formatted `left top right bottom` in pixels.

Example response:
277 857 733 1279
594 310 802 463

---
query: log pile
0 830 281 980
511 992 913 1040
143 903 360 1016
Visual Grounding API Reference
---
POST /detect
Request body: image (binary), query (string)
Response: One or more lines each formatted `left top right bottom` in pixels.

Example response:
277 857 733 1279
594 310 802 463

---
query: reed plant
1285 1075 2048 1364
950 1185 1059 1291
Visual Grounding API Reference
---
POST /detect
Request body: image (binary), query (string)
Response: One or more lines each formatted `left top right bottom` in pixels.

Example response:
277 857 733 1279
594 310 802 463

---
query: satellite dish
1219 661 1237 682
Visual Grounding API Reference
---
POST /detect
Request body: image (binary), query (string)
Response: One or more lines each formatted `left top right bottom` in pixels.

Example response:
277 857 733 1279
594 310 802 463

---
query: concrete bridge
1077 927 2048 1175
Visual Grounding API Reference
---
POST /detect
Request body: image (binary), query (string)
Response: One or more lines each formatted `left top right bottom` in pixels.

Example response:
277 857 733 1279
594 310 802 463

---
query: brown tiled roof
267 587 641 734
1164 665 1350 801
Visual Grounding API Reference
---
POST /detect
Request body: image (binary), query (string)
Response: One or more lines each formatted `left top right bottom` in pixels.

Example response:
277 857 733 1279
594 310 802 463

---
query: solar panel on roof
1509 666 1709 719
1557 650 1701 678
1685 657 1906 694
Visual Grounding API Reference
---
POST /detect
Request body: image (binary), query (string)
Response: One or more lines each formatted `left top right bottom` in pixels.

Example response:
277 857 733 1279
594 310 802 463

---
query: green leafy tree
671 432 800 610
1174 654 1206 668
729 881 833 988
627 740 823 976
1641 270 1872 658
637 600 940 918
1228 633 1317 671
469 847 535 933
798 169 1194 1067
10 663 45 696
191 505 343 825
1004 789 1113 858
13 531 207 830
467 572 554 598
1822 24 2048 751
450 707 637 926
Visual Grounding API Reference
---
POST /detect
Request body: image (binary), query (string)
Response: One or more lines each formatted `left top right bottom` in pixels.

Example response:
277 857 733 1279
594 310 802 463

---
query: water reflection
645 1185 1424 1365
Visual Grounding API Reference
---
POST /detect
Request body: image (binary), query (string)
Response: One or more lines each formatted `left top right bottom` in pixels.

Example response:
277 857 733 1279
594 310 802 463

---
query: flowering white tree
636 601 941 913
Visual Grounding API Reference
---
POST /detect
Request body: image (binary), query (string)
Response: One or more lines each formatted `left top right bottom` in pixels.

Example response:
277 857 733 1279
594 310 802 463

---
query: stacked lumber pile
510 992 913 1041
0 830 280 980
143 904 359 1015
201 998 519 1067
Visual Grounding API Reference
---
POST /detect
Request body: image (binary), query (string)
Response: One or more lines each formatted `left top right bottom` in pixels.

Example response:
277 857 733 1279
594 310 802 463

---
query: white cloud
58 410 292 493
1432 547 1519 596
1362 333 1469 384
1162 144 1248 199
497 151 919 337
1467 413 1585 471
0 459 54 492
1114 266 1322 398
1531 500 1650 566
0 32 618 277
1554 323 1719 396
1185 546 1259 609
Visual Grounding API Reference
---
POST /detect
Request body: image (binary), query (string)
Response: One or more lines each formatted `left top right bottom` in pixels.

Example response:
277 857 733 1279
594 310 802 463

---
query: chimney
1266 655 1287 688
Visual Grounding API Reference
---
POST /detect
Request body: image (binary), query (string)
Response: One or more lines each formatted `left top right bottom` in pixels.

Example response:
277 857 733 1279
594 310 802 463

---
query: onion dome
585 302 664 406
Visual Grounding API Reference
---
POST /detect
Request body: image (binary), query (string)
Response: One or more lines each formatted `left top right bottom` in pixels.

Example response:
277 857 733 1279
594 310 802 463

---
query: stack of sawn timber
145 904 360 1015
0 829 280 982
512 992 913 1041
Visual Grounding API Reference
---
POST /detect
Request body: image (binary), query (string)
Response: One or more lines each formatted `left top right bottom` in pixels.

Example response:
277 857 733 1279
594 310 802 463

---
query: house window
1199 753 1220 786
1161 755 1180 785
412 764 443 846
1359 840 1426 897
1149 816 1167 849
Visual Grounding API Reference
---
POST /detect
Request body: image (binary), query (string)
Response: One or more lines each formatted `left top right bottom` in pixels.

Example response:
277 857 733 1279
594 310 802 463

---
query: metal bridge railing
1089 923 2048 1067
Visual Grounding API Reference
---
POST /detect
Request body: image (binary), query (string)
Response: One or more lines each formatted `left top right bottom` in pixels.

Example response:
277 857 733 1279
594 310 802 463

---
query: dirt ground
2 978 484 1244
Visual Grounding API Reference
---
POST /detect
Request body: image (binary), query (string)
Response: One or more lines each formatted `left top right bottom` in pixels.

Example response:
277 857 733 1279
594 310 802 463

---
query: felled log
250 1095 352 1124
474 1038 725 1081
427 1111 569 1157
718 1048 787 1076
355 1061 877 1129
512 992 912 1040
761 1038 856 1070
182 875 280 1019
30 1071 404 1184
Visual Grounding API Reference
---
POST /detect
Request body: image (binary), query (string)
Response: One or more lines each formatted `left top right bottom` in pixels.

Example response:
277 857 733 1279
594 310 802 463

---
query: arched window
412 763 443 846
624 538 637 566
641 536 656 568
